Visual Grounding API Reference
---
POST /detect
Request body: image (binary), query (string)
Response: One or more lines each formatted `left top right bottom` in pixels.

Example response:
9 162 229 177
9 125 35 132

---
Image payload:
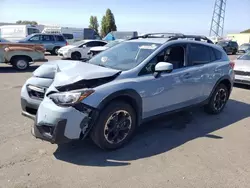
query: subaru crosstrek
21 33 234 150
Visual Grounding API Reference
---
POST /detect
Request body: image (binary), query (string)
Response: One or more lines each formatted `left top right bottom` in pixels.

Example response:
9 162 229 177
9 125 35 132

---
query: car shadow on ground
0 65 39 73
53 99 250 167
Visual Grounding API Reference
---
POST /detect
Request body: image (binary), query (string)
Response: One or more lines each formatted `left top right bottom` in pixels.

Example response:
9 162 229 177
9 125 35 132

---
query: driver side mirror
154 62 173 78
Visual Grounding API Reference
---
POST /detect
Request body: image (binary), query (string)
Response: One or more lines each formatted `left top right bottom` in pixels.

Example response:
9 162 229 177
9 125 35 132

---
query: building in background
227 29 250 46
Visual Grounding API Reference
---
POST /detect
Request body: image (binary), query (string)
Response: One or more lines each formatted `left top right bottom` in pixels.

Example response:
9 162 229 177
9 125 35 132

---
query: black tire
205 83 229 114
71 52 81 60
232 50 237 55
11 56 30 71
51 47 60 55
91 101 137 150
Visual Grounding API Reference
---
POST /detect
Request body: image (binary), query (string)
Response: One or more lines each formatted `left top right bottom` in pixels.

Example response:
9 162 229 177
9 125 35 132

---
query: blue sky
0 0 249 35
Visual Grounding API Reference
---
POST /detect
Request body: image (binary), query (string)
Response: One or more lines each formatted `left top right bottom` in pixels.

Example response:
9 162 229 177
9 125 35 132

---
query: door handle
183 73 192 79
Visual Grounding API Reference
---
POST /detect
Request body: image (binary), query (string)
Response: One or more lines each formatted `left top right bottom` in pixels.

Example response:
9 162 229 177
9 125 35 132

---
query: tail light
229 61 235 69
66 42 68 45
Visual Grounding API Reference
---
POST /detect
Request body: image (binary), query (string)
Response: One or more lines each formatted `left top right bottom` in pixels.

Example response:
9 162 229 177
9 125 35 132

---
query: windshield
88 41 160 70
217 41 229 46
72 40 86 46
238 52 250 60
105 40 123 48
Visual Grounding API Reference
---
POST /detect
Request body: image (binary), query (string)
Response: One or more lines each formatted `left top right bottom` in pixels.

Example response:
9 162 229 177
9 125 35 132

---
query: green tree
100 8 117 37
16 20 38 25
89 16 99 33
100 15 107 37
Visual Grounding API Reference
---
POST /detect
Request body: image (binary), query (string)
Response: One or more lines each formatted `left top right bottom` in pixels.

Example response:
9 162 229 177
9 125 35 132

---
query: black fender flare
208 75 233 100
97 89 143 126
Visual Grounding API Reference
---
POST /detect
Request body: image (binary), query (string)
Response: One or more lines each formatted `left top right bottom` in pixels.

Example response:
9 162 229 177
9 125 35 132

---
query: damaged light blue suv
21 33 234 150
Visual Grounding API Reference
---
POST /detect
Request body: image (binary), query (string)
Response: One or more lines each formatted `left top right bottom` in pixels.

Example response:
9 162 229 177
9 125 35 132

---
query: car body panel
234 59 250 85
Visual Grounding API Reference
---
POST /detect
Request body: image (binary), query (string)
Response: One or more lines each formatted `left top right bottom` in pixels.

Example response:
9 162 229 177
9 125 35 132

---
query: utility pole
209 0 227 37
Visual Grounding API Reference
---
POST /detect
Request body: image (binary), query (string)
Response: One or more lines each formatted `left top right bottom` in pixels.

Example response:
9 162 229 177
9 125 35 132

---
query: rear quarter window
62 33 73 40
213 48 222 60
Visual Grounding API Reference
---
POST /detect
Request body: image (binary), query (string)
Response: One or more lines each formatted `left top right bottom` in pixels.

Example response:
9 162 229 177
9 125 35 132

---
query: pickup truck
0 42 47 70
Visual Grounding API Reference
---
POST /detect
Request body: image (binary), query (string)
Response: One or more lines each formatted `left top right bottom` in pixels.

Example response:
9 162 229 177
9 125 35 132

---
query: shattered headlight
49 89 94 106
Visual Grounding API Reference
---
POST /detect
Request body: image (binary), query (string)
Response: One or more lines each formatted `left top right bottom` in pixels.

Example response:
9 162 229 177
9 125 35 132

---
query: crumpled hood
33 60 82 79
90 46 109 52
53 62 121 87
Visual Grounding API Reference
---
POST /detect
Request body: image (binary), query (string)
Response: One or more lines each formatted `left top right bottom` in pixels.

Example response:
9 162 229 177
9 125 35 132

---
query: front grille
234 70 250 76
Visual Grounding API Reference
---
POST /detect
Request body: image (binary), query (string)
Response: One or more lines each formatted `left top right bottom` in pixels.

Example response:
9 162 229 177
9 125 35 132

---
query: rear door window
189 44 211 65
54 35 65 41
41 35 54 41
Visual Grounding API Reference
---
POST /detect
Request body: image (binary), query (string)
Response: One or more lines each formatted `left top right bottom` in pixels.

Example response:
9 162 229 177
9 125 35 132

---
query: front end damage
32 97 99 144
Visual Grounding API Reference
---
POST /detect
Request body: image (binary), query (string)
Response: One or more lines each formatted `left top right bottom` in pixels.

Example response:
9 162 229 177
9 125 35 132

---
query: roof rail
129 32 184 40
167 35 214 44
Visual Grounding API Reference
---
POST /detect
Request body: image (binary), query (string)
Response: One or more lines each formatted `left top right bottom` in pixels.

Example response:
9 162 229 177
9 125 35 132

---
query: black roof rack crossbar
167 35 214 44
129 32 184 40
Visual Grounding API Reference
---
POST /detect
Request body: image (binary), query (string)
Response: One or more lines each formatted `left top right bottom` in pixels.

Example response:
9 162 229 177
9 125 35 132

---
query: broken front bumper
32 97 98 144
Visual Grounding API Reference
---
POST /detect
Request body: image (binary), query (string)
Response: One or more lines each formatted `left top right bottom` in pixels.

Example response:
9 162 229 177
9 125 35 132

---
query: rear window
54 35 65 41
189 44 211 64
62 33 73 40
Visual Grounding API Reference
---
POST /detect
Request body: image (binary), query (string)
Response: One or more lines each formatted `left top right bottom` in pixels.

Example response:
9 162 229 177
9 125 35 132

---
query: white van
42 26 100 44
0 25 40 42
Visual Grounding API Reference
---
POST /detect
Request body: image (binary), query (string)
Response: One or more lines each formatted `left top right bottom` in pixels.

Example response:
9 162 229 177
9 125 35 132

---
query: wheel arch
10 55 32 64
209 75 232 100
97 89 143 126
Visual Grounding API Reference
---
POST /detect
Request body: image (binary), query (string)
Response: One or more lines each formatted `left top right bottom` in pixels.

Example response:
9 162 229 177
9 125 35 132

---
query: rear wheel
51 47 60 55
91 101 136 150
71 52 81 60
11 56 30 71
205 83 229 114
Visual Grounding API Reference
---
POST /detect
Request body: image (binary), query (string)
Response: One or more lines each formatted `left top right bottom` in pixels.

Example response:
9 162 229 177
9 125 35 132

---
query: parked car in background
238 43 250 54
87 39 125 57
42 26 101 44
216 40 239 54
18 33 67 55
234 51 250 85
0 38 10 43
103 31 138 41
58 40 107 60
0 42 47 70
21 33 234 150
0 24 40 42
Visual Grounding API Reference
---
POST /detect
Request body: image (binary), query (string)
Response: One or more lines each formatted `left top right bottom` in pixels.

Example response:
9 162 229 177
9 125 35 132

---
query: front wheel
11 57 30 70
205 83 229 114
91 101 137 150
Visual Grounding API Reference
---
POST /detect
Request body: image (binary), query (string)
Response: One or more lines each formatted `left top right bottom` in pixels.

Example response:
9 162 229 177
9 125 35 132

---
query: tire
205 83 229 114
71 52 81 60
11 56 30 71
91 101 137 150
51 47 60 55
232 50 237 55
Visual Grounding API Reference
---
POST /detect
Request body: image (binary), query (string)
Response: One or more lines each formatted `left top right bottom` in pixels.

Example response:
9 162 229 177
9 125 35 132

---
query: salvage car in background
57 40 107 60
234 51 250 85
87 39 125 57
0 42 47 70
216 40 239 55
20 33 234 150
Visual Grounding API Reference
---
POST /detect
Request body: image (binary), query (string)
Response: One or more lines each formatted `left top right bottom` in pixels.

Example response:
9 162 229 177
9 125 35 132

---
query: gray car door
41 35 55 51
137 43 204 119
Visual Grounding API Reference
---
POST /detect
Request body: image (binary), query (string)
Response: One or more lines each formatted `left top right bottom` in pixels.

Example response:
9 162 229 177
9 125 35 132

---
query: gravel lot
0 55 250 188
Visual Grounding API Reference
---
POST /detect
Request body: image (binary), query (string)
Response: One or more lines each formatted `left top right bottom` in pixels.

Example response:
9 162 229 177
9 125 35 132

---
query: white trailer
0 25 40 42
